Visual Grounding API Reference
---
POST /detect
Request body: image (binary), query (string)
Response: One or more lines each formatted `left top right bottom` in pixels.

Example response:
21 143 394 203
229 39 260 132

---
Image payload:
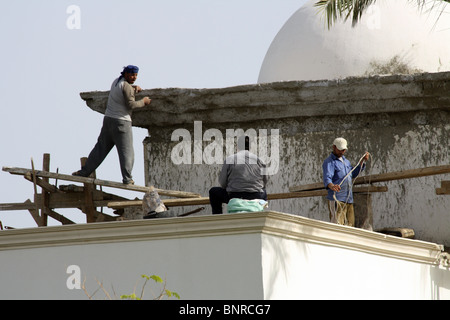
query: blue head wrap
116 65 139 86
122 65 139 74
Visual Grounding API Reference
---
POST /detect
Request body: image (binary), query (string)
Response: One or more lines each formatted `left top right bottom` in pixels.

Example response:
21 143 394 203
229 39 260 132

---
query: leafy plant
82 273 180 300
314 0 450 28
120 274 180 300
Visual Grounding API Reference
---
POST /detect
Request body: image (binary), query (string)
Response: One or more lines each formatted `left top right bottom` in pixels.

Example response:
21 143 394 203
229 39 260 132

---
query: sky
0 0 307 228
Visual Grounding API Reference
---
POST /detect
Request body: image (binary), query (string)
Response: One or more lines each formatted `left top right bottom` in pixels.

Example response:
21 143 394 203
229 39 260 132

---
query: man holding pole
323 137 370 226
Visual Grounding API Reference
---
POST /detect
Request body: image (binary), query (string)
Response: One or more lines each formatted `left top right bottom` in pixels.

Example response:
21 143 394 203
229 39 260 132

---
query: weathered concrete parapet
80 72 450 247
80 72 450 128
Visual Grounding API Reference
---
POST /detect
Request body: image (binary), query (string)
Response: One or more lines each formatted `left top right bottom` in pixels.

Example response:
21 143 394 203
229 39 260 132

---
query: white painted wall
261 234 450 299
0 212 448 300
0 233 264 300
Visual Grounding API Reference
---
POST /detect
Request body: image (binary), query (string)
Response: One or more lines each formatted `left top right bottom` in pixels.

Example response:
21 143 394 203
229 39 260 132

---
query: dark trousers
79 116 134 184
209 187 267 214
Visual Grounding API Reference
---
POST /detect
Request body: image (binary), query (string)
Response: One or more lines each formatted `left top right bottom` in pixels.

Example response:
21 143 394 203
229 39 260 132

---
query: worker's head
121 65 139 84
332 137 347 157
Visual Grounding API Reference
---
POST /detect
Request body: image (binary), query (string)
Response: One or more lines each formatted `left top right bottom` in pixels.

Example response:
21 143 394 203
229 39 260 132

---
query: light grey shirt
105 77 146 121
219 150 268 193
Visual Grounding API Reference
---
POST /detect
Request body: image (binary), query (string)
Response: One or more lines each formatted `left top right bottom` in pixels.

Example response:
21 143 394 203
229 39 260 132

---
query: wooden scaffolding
1 153 449 230
0 153 201 227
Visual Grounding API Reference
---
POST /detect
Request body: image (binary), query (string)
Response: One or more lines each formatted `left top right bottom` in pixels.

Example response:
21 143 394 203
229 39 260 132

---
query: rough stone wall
143 112 449 245
80 72 450 246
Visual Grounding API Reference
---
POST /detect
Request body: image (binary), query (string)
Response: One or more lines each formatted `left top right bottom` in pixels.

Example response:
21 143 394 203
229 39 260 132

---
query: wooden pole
2 166 201 198
46 209 76 225
107 186 387 209
0 200 36 211
41 153 50 226
30 158 44 226
81 157 97 223
289 164 450 192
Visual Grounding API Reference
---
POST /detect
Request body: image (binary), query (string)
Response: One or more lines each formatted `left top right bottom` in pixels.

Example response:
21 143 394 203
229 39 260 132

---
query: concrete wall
80 72 450 247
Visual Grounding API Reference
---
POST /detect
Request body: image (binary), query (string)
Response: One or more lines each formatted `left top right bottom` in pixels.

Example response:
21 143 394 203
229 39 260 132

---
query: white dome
258 0 450 82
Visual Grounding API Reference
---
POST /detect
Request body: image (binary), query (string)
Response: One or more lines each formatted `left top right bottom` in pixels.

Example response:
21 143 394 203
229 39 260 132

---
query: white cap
333 137 348 151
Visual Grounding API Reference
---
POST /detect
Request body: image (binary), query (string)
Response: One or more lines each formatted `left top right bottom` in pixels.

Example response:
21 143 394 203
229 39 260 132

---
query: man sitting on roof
209 136 268 214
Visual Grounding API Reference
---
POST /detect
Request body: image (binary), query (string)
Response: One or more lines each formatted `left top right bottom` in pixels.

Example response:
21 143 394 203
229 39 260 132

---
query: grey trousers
79 116 134 183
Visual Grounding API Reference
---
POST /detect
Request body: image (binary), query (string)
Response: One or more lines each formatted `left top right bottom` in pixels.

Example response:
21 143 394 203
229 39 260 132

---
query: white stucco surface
258 0 450 82
1 212 448 300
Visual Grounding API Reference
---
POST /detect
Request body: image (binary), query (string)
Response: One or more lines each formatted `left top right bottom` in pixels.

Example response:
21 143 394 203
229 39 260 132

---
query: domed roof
258 0 450 82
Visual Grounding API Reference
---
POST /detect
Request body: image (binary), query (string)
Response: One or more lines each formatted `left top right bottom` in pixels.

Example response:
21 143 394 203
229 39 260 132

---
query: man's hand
133 85 143 93
363 151 370 161
143 97 151 105
360 151 370 164
327 183 341 192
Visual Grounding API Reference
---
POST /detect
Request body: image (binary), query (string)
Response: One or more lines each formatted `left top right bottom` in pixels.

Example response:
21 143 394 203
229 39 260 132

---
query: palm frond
315 0 450 29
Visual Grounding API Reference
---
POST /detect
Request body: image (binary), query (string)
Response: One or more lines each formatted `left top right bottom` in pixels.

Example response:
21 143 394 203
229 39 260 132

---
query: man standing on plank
73 65 151 184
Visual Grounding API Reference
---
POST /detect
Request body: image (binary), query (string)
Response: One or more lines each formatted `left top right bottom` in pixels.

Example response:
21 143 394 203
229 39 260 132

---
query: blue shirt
322 153 365 203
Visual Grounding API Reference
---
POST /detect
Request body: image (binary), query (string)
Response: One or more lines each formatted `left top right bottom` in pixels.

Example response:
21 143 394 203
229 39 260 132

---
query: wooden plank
94 211 117 222
0 199 36 211
27 207 43 226
107 186 387 209
0 199 105 225
436 188 450 195
289 164 450 192
358 165 450 184
0 197 120 211
2 166 201 198
377 228 415 239
24 173 61 193
268 186 387 200
33 190 129 209
289 182 326 193
59 185 85 192
45 209 76 225
109 197 209 209
437 180 450 194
